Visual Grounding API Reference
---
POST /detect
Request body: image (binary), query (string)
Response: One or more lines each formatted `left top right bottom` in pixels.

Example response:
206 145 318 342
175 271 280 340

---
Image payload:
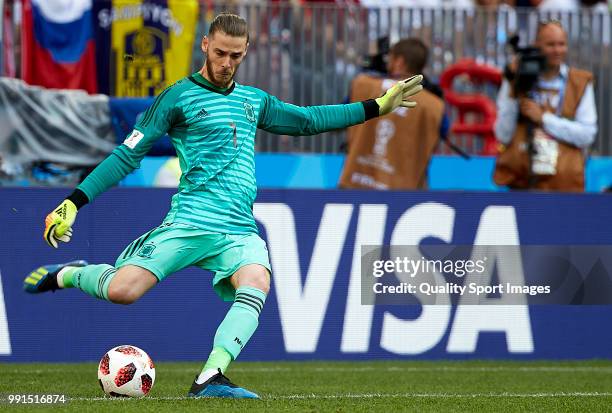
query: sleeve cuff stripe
66 188 89 210
362 99 380 121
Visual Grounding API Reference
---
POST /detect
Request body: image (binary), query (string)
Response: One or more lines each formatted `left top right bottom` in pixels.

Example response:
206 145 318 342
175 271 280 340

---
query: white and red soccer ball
98 345 156 397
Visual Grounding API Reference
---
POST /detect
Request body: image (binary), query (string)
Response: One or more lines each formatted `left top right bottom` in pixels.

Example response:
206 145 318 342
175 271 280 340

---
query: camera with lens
362 36 390 75
505 35 547 96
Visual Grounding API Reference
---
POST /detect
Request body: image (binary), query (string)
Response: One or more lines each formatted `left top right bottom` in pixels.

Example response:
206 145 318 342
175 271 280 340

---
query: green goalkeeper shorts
114 222 271 301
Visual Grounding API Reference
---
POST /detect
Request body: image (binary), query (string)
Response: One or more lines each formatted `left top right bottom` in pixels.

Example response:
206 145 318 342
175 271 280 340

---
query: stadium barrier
0 188 611 362
197 3 612 154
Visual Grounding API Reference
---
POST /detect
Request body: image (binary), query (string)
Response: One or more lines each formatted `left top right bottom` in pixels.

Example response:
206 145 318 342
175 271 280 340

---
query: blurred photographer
493 21 597 191
339 38 447 190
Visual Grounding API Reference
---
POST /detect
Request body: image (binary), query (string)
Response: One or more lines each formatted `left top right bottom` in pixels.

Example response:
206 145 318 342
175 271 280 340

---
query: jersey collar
189 72 235 96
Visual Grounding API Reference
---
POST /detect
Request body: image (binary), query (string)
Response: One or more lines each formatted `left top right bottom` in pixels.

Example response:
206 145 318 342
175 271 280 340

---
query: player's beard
205 58 239 89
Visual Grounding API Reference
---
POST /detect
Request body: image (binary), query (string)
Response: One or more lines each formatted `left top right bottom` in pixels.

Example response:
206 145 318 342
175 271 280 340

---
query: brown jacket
493 68 593 192
339 74 444 189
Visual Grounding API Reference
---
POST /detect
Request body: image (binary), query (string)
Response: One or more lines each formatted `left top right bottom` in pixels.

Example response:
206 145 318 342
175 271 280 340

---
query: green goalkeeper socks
58 267 77 288
61 264 116 301
202 347 232 374
215 286 267 360
197 286 267 382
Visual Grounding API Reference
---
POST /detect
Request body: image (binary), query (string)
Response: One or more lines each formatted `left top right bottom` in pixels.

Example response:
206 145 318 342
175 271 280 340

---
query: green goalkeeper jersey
76 72 371 234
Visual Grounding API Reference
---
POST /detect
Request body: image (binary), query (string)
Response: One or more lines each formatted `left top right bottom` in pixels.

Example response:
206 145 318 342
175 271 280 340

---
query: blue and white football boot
188 369 259 399
23 260 88 294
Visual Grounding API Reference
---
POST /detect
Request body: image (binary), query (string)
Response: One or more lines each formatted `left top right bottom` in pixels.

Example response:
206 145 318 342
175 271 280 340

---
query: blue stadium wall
0 188 611 362
122 154 612 192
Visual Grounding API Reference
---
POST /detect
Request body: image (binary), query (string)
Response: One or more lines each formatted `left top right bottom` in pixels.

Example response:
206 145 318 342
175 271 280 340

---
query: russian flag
22 0 97 93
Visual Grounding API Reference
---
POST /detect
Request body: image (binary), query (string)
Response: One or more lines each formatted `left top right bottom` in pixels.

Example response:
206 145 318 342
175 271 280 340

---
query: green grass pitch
1 360 611 412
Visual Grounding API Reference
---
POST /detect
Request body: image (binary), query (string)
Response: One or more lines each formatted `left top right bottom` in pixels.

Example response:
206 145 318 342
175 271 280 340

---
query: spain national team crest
138 243 156 258
244 101 255 122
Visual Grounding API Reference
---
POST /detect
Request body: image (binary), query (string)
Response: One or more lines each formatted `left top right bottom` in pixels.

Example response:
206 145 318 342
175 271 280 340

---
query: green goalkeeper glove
375 74 424 116
43 199 77 248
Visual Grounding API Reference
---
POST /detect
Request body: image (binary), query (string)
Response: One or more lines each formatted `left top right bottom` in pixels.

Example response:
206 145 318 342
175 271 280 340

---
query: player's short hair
390 38 428 74
208 13 249 43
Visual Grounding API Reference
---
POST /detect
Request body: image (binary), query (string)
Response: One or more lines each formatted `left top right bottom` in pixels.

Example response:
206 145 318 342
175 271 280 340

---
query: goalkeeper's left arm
257 75 423 136
43 87 180 248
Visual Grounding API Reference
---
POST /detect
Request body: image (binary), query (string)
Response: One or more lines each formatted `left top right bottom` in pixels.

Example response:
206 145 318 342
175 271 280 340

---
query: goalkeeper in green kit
23 13 422 398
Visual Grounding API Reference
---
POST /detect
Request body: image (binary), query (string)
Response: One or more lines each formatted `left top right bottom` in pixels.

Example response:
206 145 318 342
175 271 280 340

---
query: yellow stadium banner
94 0 199 97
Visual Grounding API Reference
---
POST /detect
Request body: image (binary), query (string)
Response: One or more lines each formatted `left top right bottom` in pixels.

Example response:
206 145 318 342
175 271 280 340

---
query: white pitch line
230 366 612 373
279 392 612 400
8 366 612 374
61 392 612 402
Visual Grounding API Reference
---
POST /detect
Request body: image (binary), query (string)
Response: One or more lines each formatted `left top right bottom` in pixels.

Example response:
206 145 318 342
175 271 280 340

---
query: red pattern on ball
141 374 153 395
148 357 155 369
115 345 141 357
114 363 137 387
99 353 110 375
